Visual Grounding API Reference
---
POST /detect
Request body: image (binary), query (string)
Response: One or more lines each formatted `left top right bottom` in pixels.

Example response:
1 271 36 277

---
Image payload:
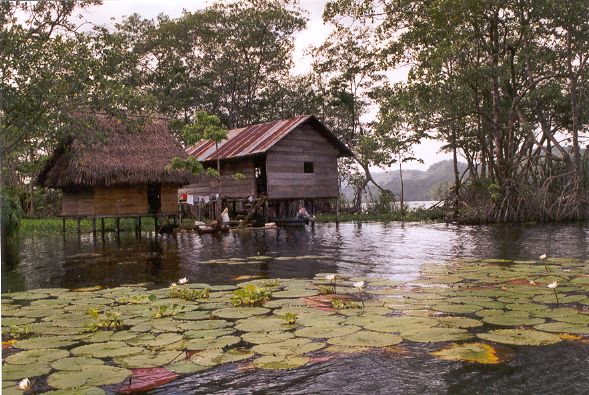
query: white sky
84 0 452 171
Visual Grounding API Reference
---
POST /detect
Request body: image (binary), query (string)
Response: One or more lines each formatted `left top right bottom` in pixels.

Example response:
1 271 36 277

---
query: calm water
3 222 589 394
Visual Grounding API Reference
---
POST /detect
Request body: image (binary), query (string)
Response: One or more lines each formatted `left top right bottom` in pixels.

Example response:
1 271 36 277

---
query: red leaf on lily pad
120 367 178 394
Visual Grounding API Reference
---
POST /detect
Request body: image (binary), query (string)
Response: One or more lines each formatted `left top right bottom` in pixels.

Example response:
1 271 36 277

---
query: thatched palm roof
36 115 193 188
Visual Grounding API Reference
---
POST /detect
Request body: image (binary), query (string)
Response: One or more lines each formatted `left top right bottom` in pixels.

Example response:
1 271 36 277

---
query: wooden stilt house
181 115 353 223
36 115 192 232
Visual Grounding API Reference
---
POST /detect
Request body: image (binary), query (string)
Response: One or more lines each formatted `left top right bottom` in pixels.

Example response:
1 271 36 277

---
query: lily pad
51 357 105 371
185 335 240 351
2 362 51 380
477 329 562 346
327 331 402 348
241 330 295 344
253 355 309 370
295 325 360 339
191 348 254 366
432 343 500 364
402 327 472 343
48 365 132 389
117 350 181 368
5 348 69 365
72 341 143 358
213 307 270 319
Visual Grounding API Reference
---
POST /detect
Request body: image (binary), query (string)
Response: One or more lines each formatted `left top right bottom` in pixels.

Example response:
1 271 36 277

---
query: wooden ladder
239 195 267 228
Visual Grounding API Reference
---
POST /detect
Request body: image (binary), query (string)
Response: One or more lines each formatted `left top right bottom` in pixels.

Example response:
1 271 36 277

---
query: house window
304 161 314 173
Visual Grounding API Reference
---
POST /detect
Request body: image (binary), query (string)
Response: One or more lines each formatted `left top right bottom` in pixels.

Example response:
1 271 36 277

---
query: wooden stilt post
77 218 81 234
92 218 96 235
264 200 269 224
115 217 120 234
336 197 340 224
154 216 158 233
62 217 66 233
101 218 105 234
135 217 140 235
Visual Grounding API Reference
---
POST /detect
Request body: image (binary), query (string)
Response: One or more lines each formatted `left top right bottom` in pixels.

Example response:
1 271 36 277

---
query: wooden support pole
92 218 96 235
77 218 81 234
264 200 269 224
336 197 340 224
115 217 120 234
135 217 140 235
62 217 66 233
101 218 105 234
154 216 159 233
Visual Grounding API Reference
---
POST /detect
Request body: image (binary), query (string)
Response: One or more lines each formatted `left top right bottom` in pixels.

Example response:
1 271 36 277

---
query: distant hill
343 160 467 202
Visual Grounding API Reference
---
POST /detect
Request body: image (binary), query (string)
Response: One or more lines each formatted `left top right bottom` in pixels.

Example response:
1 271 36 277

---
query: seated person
297 207 311 220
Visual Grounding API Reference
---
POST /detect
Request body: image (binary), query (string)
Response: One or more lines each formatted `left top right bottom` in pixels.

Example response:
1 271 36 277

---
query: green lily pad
534 322 589 334
51 357 105 371
185 335 241 351
16 335 81 350
241 330 295 344
477 329 562 345
47 365 132 389
432 303 482 314
185 328 235 339
432 342 501 364
116 350 181 368
479 310 545 326
327 331 402 347
71 341 143 358
437 317 484 328
235 316 286 332
252 338 324 356
402 327 472 343
253 355 309 370
213 307 270 319
41 386 106 395
5 348 69 365
191 348 254 366
2 362 51 380
295 325 360 339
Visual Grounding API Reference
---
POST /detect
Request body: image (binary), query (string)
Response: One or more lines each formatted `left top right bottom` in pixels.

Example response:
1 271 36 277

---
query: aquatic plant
17 378 31 391
83 308 125 332
152 304 183 319
231 285 272 307
8 324 32 340
353 281 366 308
178 277 188 285
326 274 337 293
169 287 210 301
319 285 334 295
331 299 360 309
548 281 559 306
281 312 298 325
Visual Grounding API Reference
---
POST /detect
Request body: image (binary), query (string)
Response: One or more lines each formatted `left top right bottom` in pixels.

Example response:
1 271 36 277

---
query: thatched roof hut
37 115 192 189
37 115 192 218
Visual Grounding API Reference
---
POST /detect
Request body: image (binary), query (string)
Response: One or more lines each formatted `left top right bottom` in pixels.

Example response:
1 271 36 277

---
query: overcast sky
84 0 452 171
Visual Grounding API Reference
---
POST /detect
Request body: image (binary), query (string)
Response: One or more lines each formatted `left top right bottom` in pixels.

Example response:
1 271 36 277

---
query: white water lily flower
326 274 336 281
353 281 365 289
18 378 30 390
547 281 558 289
169 282 177 289
529 280 537 286
178 277 188 284
539 254 547 260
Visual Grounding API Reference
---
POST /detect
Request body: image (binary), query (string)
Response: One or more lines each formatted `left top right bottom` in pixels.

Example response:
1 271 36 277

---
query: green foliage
114 295 149 305
233 172 247 181
231 285 272 307
152 304 183 319
331 299 360 309
1 188 22 238
8 324 32 340
182 111 227 145
83 308 125 332
318 285 334 295
281 312 298 325
169 286 211 301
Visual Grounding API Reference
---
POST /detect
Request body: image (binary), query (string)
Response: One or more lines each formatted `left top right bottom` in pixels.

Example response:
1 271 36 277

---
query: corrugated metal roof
186 115 352 161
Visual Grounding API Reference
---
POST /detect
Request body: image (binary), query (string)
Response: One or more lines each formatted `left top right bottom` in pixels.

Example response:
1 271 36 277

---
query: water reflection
2 222 588 292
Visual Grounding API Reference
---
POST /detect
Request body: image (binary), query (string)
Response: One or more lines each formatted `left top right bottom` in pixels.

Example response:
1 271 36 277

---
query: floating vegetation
1 257 588 393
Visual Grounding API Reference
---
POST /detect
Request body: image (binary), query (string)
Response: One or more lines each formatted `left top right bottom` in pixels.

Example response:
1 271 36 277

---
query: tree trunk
399 160 404 217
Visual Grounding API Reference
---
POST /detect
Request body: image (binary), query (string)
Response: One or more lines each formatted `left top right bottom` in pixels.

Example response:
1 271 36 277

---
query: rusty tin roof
186 115 352 161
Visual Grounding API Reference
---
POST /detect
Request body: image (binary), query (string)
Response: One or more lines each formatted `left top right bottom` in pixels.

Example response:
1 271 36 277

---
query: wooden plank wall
94 186 148 215
161 184 180 213
266 124 339 199
61 189 95 216
180 159 256 198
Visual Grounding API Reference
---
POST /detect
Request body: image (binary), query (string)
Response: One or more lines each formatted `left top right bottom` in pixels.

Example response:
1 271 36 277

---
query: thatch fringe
36 114 193 188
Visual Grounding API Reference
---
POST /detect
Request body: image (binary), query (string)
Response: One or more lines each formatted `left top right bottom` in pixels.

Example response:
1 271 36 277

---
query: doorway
147 183 161 214
254 156 267 195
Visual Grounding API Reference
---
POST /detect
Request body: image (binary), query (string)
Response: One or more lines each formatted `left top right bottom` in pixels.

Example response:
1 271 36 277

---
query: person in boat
221 207 231 224
297 207 311 221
